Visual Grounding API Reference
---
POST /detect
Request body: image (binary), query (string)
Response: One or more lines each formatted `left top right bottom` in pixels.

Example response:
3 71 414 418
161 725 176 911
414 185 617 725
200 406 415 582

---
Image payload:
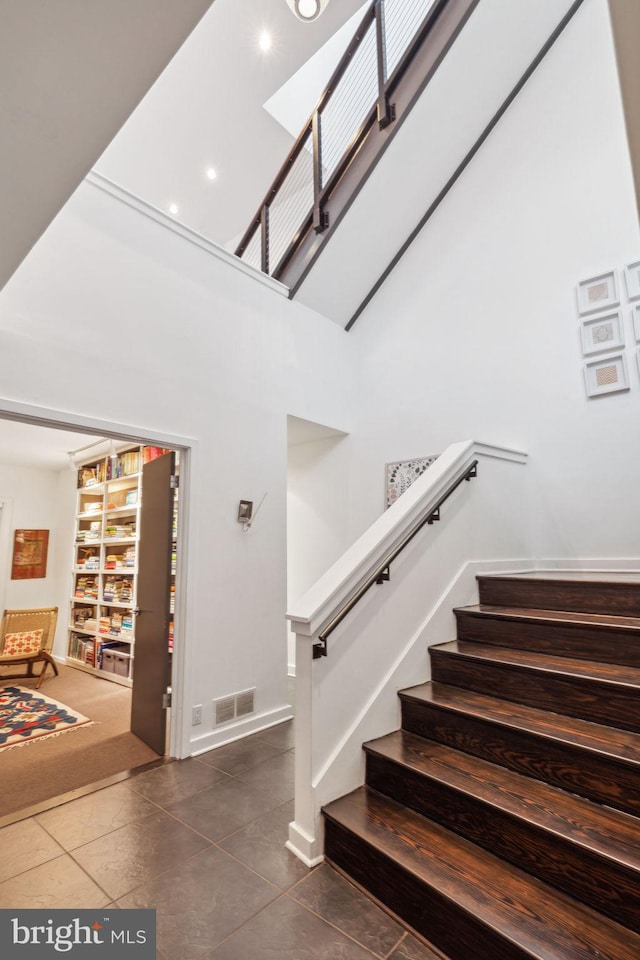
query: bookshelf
67 445 171 687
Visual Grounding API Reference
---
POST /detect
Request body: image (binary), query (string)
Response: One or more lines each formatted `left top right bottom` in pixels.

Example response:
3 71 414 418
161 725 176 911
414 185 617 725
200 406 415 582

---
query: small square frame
624 261 640 301
583 353 629 398
576 271 619 315
633 304 640 342
580 310 624 356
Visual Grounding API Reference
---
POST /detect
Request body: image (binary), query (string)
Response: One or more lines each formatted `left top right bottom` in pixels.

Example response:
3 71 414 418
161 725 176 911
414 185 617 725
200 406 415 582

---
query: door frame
0 395 197 760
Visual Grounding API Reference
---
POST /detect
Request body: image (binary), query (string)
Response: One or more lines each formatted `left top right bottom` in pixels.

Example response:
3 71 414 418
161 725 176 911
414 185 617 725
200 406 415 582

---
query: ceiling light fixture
206 167 217 181
169 203 179 216
285 0 330 22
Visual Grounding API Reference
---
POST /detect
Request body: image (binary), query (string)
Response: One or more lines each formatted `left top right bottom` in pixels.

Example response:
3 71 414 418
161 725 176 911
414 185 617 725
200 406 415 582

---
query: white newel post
286 631 323 866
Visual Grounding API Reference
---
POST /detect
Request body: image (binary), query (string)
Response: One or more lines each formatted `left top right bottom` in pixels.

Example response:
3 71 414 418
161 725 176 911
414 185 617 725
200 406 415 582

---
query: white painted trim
85 172 289 299
287 440 528 636
287 663 296 677
190 705 294 755
472 441 527 463
285 820 324 867
535 558 640 572
0 396 196 449
0 395 198 762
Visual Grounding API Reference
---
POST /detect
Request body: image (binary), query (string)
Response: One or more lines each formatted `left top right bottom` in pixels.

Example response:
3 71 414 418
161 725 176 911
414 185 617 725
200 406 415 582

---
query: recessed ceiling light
206 167 217 181
258 30 272 52
286 0 328 21
169 203 179 216
297 0 321 19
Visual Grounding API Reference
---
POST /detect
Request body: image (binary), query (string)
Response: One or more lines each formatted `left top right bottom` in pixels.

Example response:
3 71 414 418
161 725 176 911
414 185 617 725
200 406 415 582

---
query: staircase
323 574 640 960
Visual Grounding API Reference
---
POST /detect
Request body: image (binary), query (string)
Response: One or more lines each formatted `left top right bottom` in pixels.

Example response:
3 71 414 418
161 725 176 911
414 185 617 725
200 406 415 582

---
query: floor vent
213 688 256 725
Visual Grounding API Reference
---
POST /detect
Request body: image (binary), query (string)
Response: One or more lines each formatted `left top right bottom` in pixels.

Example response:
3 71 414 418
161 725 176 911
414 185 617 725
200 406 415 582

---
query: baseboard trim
190 705 293 756
287 820 324 867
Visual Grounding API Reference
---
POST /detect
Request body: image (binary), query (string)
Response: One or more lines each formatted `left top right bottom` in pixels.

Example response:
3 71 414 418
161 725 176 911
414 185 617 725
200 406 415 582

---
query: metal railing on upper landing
235 0 450 282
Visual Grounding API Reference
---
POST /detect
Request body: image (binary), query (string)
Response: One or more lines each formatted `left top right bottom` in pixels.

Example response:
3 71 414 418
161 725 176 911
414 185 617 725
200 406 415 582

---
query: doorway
0 402 191 819
286 415 348 676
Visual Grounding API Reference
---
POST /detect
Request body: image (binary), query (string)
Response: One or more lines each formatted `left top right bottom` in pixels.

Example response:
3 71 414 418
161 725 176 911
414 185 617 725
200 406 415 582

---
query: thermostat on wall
237 500 253 524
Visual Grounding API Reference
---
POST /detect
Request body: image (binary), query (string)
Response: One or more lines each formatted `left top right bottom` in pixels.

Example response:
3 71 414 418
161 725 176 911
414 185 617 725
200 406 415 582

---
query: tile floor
0 719 442 960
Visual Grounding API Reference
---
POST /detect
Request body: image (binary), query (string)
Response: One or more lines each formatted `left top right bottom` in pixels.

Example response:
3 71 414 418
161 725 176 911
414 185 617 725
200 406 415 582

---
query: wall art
385 456 438 509
576 271 619 315
583 353 629 398
11 529 49 580
580 310 624 356
624 261 640 301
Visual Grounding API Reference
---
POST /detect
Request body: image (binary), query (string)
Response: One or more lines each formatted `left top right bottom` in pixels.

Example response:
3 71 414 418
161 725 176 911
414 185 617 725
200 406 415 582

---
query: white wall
0 180 354 755
287 432 351 671
0 464 69 638
342 0 640 562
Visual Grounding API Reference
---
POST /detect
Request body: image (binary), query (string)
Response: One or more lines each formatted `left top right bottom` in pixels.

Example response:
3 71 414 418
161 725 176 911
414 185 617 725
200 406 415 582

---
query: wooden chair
0 607 59 689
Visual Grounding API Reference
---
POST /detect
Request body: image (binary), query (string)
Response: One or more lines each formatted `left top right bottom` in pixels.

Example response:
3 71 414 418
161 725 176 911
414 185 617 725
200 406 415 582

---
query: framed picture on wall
577 271 619 315
11 529 49 579
583 353 629 398
579 311 624 356
385 455 439 509
624 261 640 301
633 304 640 342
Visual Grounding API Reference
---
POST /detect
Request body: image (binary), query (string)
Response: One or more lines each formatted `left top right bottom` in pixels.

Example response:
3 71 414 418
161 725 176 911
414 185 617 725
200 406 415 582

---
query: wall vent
214 697 235 726
213 688 256 725
235 689 255 717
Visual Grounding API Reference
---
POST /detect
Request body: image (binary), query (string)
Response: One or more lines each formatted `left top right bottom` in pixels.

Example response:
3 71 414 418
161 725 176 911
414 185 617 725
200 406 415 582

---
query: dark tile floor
0 719 443 960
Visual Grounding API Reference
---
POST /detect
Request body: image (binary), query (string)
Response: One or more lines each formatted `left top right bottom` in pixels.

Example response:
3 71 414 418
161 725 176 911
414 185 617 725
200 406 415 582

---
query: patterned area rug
0 685 93 751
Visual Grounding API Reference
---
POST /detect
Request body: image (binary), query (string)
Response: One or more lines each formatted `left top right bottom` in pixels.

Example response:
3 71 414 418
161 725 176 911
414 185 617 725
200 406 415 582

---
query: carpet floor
0 663 159 818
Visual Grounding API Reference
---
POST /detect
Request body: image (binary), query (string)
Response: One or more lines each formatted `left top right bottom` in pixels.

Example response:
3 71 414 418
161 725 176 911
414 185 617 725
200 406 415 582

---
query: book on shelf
72 606 93 628
77 462 106 488
75 576 98 599
143 446 171 464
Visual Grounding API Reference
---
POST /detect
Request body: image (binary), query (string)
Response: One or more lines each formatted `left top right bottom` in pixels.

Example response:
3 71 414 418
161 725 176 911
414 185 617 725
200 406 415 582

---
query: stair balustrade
286 439 528 866
235 0 477 290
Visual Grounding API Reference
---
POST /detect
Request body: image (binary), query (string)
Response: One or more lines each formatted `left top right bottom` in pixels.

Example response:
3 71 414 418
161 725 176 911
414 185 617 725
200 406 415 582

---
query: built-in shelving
68 446 143 686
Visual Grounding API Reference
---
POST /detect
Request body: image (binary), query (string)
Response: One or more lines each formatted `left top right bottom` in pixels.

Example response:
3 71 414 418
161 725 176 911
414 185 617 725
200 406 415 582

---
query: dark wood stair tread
433 640 640 686
324 787 640 960
476 575 640 617
365 730 640 870
457 604 640 631
401 682 640 762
